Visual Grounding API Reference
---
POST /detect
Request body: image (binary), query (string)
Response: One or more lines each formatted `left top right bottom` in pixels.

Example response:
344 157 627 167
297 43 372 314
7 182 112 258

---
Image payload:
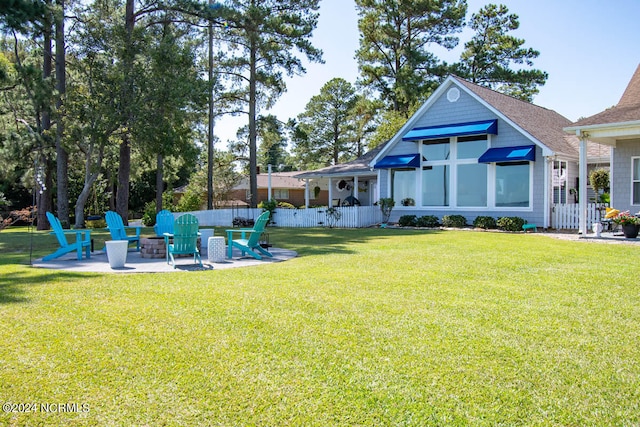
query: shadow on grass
0 267 99 305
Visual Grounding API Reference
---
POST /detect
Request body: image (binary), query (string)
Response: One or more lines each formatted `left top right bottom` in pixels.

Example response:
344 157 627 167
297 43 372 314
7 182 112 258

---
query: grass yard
0 226 639 426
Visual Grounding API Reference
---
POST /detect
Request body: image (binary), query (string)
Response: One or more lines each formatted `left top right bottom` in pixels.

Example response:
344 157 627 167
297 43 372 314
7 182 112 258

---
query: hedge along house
364 75 592 227
565 63 640 235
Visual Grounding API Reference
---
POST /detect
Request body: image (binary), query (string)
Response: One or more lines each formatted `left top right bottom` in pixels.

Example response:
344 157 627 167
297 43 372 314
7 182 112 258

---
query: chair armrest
124 225 142 236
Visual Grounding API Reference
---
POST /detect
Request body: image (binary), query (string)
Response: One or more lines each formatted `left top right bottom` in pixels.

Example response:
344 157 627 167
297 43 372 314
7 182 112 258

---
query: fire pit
140 236 166 259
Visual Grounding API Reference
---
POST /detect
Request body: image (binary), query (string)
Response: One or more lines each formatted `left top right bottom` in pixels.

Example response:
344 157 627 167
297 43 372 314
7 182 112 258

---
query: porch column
304 178 310 208
353 176 359 203
543 157 550 229
578 132 588 235
328 178 334 207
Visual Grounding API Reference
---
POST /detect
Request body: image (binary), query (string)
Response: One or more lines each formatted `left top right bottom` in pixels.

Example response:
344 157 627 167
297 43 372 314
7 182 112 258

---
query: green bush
442 214 467 228
398 215 417 227
86 219 107 229
497 216 526 232
416 215 439 228
473 216 497 229
142 201 157 226
278 201 295 209
176 189 203 212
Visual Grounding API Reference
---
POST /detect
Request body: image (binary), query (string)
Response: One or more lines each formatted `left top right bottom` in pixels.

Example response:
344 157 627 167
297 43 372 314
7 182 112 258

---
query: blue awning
402 119 498 141
374 154 421 169
478 145 536 163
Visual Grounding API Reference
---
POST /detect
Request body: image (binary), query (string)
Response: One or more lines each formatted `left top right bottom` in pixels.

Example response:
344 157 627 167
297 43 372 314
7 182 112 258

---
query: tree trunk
38 5 53 230
55 0 69 228
156 153 163 212
116 0 136 224
248 35 258 207
116 135 131 224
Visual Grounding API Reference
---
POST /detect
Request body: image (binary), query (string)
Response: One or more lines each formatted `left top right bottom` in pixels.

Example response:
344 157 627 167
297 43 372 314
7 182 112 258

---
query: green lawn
0 227 639 426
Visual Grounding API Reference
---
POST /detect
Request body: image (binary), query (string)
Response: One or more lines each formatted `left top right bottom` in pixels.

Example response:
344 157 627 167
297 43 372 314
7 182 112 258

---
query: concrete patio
32 246 297 273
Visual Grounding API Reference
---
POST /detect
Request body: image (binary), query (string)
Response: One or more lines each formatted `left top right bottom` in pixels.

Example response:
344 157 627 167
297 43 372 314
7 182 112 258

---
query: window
391 168 415 206
495 162 530 207
274 189 289 199
633 157 640 204
457 135 487 159
457 163 487 206
553 160 567 204
422 165 449 206
422 138 450 161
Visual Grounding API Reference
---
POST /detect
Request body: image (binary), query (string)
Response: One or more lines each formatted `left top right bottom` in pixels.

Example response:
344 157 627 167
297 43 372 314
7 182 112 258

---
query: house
230 171 330 207
298 75 610 227
565 63 640 235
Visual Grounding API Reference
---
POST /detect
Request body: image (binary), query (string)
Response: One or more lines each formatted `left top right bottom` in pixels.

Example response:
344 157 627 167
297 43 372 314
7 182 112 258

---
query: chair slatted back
172 214 199 254
154 210 174 236
105 211 127 240
245 211 270 247
46 211 68 247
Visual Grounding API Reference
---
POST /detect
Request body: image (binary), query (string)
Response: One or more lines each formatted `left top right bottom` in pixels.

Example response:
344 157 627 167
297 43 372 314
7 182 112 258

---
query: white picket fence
552 203 605 229
186 206 382 228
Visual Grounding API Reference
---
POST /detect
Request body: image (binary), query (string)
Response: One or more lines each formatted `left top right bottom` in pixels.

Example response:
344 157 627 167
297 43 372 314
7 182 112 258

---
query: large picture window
633 157 640 204
457 163 487 206
422 165 449 206
392 168 415 206
495 162 530 207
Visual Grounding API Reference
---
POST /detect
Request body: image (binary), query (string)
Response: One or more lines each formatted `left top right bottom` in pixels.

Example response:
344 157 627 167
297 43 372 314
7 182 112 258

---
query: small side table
208 236 226 263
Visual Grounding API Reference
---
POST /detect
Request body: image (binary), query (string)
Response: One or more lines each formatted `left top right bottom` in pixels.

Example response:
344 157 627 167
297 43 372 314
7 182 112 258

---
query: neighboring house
565 63 640 235
299 75 610 227
230 171 330 207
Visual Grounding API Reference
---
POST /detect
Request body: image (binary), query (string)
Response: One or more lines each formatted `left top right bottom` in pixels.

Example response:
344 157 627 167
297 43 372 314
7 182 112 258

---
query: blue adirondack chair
225 211 272 260
154 209 174 237
43 212 91 261
163 213 202 268
105 210 141 251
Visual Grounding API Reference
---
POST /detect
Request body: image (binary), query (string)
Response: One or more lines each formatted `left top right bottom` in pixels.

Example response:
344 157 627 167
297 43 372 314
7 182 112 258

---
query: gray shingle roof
294 145 384 178
452 76 579 157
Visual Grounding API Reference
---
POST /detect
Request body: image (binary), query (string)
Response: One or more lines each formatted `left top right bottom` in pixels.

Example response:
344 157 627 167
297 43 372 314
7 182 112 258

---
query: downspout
577 131 589 235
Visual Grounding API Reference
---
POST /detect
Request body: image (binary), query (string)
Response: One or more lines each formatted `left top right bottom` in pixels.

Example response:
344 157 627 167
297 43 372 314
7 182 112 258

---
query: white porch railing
186 206 382 228
552 203 606 229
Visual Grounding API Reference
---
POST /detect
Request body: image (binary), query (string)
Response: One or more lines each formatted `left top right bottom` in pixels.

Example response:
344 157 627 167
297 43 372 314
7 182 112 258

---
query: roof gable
373 75 578 165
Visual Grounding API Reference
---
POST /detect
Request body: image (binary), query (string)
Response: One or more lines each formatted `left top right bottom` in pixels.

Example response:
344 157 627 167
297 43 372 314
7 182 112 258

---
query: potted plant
401 197 415 206
611 210 640 238
379 198 394 227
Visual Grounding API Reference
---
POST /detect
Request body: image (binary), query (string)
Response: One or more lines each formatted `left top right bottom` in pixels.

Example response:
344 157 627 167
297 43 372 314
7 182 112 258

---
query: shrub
416 215 439 228
473 216 497 229
441 214 467 228
142 201 157 226
86 219 107 229
398 215 417 227
497 216 526 232
176 189 203 212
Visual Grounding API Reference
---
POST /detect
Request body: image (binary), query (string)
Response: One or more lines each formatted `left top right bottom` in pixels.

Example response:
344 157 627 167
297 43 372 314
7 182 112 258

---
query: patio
32 246 297 273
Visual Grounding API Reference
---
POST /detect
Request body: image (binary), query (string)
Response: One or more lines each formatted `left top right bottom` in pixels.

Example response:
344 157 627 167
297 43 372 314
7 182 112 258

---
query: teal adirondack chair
105 211 141 251
225 211 272 260
163 214 202 268
43 212 91 261
154 210 174 237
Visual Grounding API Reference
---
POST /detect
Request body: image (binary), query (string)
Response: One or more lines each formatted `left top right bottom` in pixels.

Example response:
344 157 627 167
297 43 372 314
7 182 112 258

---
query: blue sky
215 0 640 146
